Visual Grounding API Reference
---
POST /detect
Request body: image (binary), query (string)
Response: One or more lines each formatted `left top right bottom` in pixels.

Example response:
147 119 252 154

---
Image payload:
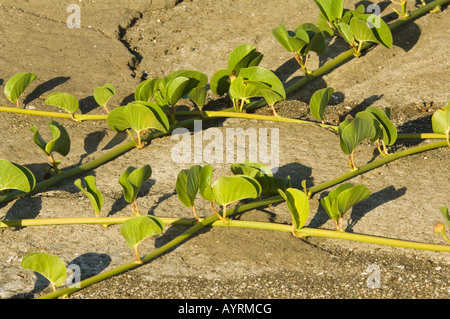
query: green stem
209 220 450 252
0 106 107 121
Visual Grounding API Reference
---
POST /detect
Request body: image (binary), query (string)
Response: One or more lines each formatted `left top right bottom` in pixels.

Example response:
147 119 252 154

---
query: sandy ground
0 0 449 300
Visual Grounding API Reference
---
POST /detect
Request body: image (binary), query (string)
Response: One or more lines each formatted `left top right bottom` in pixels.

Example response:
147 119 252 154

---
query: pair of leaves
228 66 286 109
342 14 393 49
135 70 208 108
74 176 103 216
4 72 37 105
273 23 325 56
179 165 262 207
0 159 36 193
320 183 370 230
314 1 392 50
107 101 170 134
338 107 397 155
121 215 165 262
21 252 67 290
279 188 310 233
30 121 71 158
119 165 152 204
176 165 202 208
210 44 263 96
230 161 290 196
432 101 450 145
94 83 115 109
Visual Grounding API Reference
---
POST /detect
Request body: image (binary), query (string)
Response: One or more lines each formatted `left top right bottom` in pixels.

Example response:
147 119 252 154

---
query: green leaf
317 13 335 37
106 106 130 132
45 92 79 114
188 86 207 111
4 72 37 103
163 70 208 99
21 252 67 288
320 183 370 226
313 0 344 22
199 165 215 202
74 176 103 216
272 24 307 53
30 121 71 157
260 89 285 107
238 66 286 99
124 102 169 134
229 77 272 102
309 87 334 122
279 188 309 230
211 175 261 206
0 159 36 193
227 44 259 73
94 83 115 107
161 76 190 106
363 14 393 49
336 184 371 217
441 206 450 229
176 165 202 207
210 69 233 96
349 17 379 44
230 161 274 196
338 116 377 154
134 78 163 102
119 165 152 204
432 101 450 135
121 215 164 249
295 23 326 54
365 106 397 145
338 22 355 44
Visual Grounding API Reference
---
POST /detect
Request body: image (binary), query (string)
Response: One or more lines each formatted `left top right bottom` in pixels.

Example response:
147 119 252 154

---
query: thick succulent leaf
45 92 79 114
74 176 103 215
432 101 450 135
211 175 261 206
227 44 258 72
297 23 326 54
4 72 37 103
338 22 355 44
134 78 163 102
313 0 344 22
362 13 393 49
230 161 274 195
349 17 379 44
238 66 286 99
94 83 115 107
21 252 67 287
121 215 164 249
279 188 310 230
336 184 371 216
199 165 214 202
210 69 233 96
0 159 36 193
30 121 70 157
365 106 397 145
338 116 377 154
317 13 335 37
176 165 202 207
188 86 207 110
309 87 334 121
124 102 169 134
119 165 152 203
106 106 130 132
229 77 271 101
164 70 208 98
273 24 307 53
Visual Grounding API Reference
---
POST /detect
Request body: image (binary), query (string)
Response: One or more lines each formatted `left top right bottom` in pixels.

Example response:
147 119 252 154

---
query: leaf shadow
67 252 111 282
23 76 70 105
10 272 51 299
338 94 384 122
79 95 100 114
346 185 407 232
2 196 42 230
